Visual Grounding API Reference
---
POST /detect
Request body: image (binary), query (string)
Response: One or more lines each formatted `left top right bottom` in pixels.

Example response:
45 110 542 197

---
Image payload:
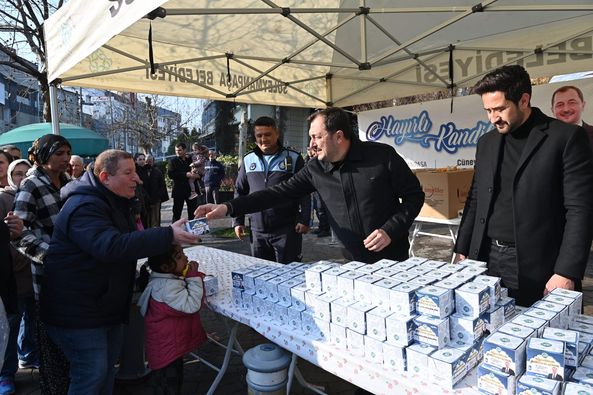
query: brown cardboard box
414 169 474 219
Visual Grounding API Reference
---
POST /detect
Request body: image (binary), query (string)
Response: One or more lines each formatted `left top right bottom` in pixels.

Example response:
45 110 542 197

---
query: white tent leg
49 84 61 135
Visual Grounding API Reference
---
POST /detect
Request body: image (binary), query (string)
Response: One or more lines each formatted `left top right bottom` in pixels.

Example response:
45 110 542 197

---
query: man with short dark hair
551 85 593 149
168 143 199 222
197 108 424 264
233 116 310 263
41 149 198 394
454 65 593 306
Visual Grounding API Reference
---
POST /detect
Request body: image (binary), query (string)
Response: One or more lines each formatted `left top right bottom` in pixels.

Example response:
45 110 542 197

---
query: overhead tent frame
45 1 593 113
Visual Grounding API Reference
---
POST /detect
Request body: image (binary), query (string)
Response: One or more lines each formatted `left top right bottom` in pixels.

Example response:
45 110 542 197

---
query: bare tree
0 0 63 121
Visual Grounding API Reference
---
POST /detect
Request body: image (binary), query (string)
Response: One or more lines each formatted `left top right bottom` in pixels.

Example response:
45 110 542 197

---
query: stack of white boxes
476 287 589 395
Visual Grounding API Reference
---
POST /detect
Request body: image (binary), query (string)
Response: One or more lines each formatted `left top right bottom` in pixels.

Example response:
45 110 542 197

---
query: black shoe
317 230 330 238
312 229 321 235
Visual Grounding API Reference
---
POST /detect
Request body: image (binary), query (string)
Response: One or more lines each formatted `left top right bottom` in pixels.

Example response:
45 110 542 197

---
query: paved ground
12 199 593 394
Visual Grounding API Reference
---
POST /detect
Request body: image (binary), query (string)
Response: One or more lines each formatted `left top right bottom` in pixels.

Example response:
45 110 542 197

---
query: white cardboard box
477 363 515 395
330 322 347 348
483 332 526 376
429 348 468 389
366 307 392 341
455 282 490 318
382 342 406 371
526 337 565 380
389 283 420 316
347 301 374 334
336 270 364 299
406 343 436 376
416 285 454 319
385 314 416 347
321 267 349 295
330 297 356 327
354 274 382 304
346 328 365 357
414 315 450 349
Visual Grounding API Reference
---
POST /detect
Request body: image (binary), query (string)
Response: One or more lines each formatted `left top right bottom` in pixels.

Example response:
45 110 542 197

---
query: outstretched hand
194 204 228 220
171 219 200 245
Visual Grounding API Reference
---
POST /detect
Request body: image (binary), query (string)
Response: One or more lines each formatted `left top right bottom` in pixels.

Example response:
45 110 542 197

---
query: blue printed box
231 267 254 289
455 282 490 318
526 337 565 380
477 362 516 395
543 327 579 368
516 375 561 395
389 283 420 316
483 332 526 375
414 315 450 349
416 285 454 319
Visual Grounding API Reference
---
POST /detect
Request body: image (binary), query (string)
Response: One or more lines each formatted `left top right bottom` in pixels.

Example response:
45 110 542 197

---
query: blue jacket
203 159 225 188
233 146 310 232
40 171 174 328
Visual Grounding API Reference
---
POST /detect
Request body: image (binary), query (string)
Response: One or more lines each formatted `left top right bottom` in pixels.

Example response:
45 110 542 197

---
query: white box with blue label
366 307 392 341
498 322 535 341
512 314 549 337
564 382 593 395
477 363 516 395
450 313 485 343
543 327 579 368
321 267 348 295
287 306 302 329
313 293 338 322
549 288 582 318
414 315 450 348
329 322 346 348
231 267 253 290
389 283 420 316
347 301 374 334
266 275 291 303
526 337 565 380
336 270 363 299
330 297 355 327
455 282 490 318
372 278 399 309
428 347 468 388
382 342 406 371
385 314 415 347
416 285 454 319
277 278 303 307
406 343 436 376
304 263 333 293
516 374 561 395
354 274 382 305
483 332 526 375
364 336 384 364
346 328 365 357
254 272 277 299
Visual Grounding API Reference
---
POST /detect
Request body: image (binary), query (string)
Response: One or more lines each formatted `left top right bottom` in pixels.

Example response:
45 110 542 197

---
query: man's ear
98 171 110 184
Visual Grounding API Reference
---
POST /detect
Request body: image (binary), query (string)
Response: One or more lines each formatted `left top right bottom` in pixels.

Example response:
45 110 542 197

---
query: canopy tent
0 123 109 157
44 1 593 109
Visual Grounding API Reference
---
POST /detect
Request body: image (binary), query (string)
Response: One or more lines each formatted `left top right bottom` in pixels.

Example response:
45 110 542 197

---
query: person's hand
295 223 310 234
170 219 200 245
363 229 392 252
453 253 466 264
188 260 199 272
234 225 246 240
195 204 227 220
544 274 575 296
4 212 23 240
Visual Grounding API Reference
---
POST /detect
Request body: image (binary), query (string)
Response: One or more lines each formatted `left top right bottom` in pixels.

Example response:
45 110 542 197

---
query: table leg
409 222 422 257
448 224 459 264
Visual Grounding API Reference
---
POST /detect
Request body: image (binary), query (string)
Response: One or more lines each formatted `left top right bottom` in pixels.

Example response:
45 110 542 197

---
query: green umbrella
0 123 109 157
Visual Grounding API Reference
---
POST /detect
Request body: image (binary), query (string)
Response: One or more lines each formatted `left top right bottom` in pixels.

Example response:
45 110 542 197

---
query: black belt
491 239 515 248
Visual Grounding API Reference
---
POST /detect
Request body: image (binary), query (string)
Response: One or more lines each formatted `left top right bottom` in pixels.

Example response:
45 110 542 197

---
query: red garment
144 272 207 370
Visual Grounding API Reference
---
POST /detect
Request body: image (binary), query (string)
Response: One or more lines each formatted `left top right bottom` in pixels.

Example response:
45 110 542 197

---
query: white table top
185 246 480 395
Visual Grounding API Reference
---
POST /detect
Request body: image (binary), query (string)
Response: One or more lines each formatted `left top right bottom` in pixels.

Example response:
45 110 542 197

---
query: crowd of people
1 64 593 395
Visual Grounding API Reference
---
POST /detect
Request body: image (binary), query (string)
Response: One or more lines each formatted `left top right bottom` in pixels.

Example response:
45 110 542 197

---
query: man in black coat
168 143 200 222
454 65 593 307
195 107 424 264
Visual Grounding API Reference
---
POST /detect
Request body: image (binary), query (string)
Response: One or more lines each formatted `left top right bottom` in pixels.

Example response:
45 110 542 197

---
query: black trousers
172 196 198 222
250 225 302 263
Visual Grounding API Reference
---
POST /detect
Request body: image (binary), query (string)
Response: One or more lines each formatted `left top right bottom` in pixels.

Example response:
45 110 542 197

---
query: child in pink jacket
138 244 207 394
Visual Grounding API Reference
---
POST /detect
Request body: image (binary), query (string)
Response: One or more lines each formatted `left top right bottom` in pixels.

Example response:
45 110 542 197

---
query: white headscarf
7 159 32 190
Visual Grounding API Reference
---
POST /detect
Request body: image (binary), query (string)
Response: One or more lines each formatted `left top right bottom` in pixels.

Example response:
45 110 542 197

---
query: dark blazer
167 155 194 199
583 121 593 151
455 108 593 305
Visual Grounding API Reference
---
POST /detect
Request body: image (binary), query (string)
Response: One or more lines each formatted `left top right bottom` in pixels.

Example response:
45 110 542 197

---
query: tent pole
49 84 61 135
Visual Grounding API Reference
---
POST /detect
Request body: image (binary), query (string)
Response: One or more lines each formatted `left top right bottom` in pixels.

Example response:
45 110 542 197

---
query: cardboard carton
415 168 474 219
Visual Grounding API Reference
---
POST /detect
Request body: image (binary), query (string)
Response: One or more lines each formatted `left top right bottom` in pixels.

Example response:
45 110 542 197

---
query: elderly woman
13 134 71 395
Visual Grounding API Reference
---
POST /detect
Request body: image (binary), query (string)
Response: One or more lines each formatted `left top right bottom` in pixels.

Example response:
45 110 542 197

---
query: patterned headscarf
31 134 72 165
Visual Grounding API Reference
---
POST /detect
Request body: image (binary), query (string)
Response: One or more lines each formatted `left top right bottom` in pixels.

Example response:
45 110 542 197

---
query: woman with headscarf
0 159 37 395
0 151 13 188
13 134 71 395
